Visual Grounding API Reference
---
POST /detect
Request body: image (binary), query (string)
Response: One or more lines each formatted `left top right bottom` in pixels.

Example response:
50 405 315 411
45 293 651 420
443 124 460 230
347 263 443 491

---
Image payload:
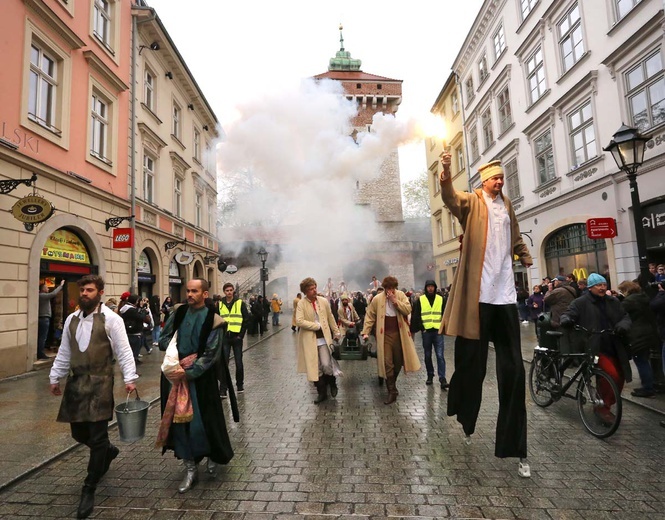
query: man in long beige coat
296 278 341 404
362 276 421 404
291 293 301 332
439 155 533 478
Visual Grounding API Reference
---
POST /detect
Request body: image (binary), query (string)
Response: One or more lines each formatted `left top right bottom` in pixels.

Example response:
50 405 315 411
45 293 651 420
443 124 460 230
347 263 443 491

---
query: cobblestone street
1 328 664 519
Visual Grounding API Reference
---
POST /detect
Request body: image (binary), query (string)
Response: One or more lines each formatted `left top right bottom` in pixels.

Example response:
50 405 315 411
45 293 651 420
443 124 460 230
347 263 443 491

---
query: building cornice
82 50 129 92
138 122 168 150
23 0 85 49
453 0 506 74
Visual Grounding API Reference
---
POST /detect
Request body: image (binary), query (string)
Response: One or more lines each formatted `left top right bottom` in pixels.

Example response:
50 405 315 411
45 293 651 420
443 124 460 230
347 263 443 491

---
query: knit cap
478 160 503 182
587 273 607 287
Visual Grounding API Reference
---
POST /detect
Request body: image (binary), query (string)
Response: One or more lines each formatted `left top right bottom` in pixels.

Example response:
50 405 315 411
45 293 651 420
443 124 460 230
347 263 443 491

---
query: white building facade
450 0 665 289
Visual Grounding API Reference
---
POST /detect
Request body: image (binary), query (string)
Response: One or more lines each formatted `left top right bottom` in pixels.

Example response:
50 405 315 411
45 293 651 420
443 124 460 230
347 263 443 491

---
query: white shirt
479 190 517 305
49 304 139 385
385 298 397 317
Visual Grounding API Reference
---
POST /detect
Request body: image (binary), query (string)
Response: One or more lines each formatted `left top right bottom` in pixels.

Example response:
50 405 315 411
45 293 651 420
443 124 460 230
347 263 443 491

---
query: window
432 167 440 195
626 52 665 132
481 108 493 150
493 25 506 60
505 159 521 200
90 92 109 161
526 47 546 104
93 0 111 47
208 200 214 232
478 54 489 84
535 130 555 184
456 146 465 172
521 0 538 20
498 87 512 133
194 128 201 162
144 68 154 110
205 141 212 171
452 92 459 114
172 102 181 139
568 101 597 166
28 44 57 131
558 4 585 73
436 218 444 245
616 0 641 20
465 77 474 101
470 126 479 162
174 177 182 217
195 192 202 227
143 153 155 203
448 211 457 239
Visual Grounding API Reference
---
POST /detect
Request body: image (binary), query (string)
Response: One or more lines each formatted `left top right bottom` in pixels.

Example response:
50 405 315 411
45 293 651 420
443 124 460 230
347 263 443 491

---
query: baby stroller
332 321 369 360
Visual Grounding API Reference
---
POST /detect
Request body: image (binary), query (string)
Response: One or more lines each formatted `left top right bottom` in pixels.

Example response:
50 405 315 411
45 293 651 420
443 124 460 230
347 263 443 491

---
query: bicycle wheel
529 354 556 407
577 367 622 438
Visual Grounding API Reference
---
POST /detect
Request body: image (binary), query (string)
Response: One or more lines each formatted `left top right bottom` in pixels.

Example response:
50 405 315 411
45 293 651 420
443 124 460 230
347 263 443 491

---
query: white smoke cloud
217 78 426 292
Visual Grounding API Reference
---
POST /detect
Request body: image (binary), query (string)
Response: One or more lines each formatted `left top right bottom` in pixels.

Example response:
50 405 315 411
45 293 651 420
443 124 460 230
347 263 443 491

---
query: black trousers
70 420 111 488
447 303 527 459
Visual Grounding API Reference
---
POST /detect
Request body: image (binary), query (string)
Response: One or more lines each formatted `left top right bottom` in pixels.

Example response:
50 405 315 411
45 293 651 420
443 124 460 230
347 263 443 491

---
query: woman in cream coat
362 276 421 404
296 278 341 404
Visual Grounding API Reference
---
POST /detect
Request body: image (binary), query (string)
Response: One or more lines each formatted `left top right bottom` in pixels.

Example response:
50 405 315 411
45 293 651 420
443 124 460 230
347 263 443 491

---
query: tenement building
436 0 665 288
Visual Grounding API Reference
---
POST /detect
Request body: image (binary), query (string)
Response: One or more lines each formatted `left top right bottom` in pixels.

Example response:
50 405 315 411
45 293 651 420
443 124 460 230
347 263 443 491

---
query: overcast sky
148 0 486 182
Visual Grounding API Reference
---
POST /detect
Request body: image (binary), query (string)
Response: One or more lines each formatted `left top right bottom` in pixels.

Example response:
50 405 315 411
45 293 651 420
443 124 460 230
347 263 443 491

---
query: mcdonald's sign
572 267 588 281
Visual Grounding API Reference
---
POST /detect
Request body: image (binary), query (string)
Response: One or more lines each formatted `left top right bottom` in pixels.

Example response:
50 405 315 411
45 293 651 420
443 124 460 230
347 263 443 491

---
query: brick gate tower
313 25 404 222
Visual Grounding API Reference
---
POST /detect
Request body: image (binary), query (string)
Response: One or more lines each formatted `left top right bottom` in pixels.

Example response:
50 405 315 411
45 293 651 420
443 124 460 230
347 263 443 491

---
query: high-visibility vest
420 294 443 330
219 299 243 333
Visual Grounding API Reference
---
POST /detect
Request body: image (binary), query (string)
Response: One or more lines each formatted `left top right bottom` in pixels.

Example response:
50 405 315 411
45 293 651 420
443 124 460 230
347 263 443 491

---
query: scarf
155 353 197 448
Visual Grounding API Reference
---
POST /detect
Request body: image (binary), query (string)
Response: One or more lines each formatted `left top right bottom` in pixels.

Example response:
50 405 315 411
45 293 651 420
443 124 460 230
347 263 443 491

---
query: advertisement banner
112 228 134 249
41 229 90 264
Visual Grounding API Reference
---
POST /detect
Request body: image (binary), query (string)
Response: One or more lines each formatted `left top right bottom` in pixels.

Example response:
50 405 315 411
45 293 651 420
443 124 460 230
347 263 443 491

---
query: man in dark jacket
410 280 448 389
544 276 577 328
560 273 631 425
218 283 249 398
120 294 148 365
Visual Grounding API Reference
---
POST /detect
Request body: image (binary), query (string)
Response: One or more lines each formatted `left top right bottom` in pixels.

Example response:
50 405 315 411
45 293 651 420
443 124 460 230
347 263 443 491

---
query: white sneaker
521 320 529 324
518 460 531 478
464 435 472 446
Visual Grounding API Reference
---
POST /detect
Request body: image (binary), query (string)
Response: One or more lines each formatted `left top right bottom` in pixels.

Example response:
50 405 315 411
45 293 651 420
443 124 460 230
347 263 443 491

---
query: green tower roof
328 24 362 72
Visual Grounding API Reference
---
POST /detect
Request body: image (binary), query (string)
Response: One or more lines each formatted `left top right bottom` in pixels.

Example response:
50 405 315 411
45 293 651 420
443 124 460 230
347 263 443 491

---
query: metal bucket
115 389 149 443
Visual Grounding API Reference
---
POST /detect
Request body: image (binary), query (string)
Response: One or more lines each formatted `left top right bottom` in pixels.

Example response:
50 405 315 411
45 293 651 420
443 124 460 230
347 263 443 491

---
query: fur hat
587 273 607 288
478 160 503 183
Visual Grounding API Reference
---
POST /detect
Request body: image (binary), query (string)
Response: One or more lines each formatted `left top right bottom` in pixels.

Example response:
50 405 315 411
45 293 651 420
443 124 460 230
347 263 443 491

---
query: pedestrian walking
38 279 65 359
218 282 249 398
410 280 447 389
438 155 533 478
48 275 138 519
544 275 577 328
361 276 421 405
157 278 238 494
291 293 301 332
270 293 283 326
296 277 342 404
527 285 545 339
120 294 148 365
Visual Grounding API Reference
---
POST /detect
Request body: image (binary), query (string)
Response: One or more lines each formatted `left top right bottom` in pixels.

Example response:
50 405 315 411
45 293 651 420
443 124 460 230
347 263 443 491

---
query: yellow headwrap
478 160 503 183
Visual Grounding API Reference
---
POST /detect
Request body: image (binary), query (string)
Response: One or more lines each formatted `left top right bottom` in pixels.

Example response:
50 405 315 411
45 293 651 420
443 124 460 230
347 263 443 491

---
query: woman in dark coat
619 281 660 397
527 285 545 339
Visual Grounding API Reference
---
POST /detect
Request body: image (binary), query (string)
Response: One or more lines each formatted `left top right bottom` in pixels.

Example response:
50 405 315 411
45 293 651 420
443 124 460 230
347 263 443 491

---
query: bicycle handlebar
572 325 615 335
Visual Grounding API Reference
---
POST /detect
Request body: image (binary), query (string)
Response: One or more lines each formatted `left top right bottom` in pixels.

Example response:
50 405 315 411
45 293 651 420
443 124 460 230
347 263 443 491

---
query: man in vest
49 275 138 519
218 282 249 398
410 280 448 389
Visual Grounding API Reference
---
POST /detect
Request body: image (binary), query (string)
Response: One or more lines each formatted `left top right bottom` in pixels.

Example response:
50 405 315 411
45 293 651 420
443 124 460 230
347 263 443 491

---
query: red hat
120 291 130 300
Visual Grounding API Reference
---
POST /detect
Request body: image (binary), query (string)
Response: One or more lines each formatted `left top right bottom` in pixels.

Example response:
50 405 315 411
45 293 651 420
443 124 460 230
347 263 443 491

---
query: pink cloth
155 353 197 448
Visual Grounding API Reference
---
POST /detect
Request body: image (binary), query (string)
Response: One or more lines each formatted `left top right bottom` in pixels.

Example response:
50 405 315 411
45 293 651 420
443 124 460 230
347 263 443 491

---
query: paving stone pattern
1 329 664 519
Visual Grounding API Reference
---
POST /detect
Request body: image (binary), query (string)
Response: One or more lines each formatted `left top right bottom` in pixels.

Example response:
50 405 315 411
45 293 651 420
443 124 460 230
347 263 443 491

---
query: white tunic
479 190 517 305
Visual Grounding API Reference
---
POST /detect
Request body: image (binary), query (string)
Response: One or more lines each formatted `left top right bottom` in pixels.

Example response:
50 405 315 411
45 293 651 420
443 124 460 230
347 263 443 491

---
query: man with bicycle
560 273 632 425
438 156 532 478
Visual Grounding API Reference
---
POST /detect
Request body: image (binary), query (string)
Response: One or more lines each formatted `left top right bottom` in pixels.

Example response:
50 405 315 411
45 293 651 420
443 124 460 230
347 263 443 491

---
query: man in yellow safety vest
410 280 448 389
218 283 249 398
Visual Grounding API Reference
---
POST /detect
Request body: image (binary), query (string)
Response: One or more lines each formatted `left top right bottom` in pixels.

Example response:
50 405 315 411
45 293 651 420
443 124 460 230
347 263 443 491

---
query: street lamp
603 123 652 288
257 246 269 297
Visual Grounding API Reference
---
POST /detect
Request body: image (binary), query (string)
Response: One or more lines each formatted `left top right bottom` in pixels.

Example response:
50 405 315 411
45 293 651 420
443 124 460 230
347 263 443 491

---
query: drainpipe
129 10 138 292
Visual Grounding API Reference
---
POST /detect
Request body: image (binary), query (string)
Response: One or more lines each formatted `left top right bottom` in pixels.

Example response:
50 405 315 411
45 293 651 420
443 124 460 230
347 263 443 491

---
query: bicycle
529 325 622 438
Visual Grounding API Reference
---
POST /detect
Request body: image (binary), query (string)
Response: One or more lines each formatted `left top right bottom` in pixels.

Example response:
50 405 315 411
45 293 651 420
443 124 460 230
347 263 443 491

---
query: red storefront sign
112 228 134 248
586 218 617 239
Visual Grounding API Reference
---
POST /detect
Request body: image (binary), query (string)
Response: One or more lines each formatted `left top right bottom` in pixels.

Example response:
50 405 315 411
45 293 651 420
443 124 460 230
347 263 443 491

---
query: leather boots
328 375 338 398
314 379 328 404
178 459 198 493
384 376 398 405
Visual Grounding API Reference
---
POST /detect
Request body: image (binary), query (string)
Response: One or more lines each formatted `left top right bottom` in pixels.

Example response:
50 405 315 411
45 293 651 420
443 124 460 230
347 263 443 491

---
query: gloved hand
559 315 574 329
614 323 630 336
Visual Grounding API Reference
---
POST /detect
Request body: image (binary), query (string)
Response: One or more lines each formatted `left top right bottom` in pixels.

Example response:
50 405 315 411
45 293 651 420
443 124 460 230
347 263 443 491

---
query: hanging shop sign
174 251 195 265
41 229 90 264
11 194 54 228
112 228 134 249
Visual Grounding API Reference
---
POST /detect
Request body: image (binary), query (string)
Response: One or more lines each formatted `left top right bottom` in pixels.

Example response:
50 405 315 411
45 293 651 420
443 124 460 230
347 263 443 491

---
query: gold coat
438 184 532 340
291 296 301 327
361 291 421 378
296 296 340 381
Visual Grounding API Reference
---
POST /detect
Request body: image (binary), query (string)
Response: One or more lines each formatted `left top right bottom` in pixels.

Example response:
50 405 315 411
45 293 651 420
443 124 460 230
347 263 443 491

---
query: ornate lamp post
257 247 269 297
603 124 652 288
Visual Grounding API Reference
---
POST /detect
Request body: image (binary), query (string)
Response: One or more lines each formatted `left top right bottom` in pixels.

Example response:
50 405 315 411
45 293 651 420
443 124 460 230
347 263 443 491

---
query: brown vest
56 310 115 423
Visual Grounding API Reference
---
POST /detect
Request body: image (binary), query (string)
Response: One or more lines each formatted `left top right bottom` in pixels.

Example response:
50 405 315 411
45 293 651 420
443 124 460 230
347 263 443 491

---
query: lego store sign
41 229 90 264
112 228 134 249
